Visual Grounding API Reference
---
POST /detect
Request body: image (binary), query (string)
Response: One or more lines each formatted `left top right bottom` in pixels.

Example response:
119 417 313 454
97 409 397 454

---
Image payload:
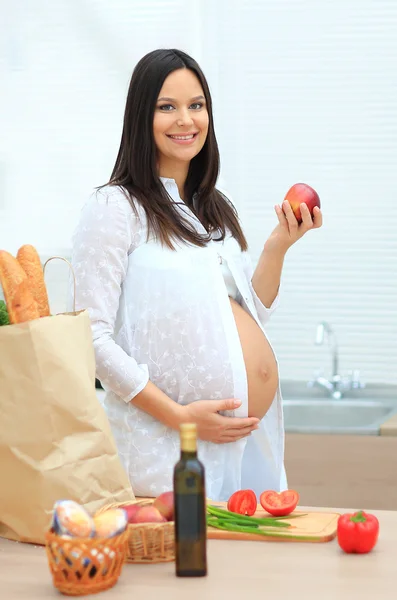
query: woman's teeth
168 134 195 140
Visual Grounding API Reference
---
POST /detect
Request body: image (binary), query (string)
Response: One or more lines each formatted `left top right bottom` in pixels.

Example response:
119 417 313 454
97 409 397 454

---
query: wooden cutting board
207 502 340 543
137 497 340 544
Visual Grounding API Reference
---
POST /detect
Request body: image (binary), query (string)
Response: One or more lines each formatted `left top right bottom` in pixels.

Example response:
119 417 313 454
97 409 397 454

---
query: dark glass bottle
173 423 207 577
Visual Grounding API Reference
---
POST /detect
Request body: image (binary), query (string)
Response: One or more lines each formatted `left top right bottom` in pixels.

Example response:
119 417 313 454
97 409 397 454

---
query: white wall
203 0 397 386
1 0 396 384
0 0 204 255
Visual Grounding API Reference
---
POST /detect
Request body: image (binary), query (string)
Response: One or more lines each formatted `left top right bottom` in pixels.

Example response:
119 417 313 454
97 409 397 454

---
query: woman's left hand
264 201 323 255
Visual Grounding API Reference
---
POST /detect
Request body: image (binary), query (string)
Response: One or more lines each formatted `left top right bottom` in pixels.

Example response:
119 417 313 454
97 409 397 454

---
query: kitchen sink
283 399 397 435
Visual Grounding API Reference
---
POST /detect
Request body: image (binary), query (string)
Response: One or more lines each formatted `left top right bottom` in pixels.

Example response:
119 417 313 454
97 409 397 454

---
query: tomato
337 511 379 554
259 490 299 516
227 490 257 516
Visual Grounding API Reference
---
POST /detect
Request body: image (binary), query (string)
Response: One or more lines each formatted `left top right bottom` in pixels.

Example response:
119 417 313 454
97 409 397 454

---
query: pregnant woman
71 49 322 501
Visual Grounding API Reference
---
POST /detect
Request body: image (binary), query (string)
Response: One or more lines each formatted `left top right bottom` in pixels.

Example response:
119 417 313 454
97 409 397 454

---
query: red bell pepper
227 490 257 516
259 490 299 517
337 510 379 554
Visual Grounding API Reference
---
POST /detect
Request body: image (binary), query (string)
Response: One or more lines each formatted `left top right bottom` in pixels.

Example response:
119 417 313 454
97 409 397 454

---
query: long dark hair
101 49 247 251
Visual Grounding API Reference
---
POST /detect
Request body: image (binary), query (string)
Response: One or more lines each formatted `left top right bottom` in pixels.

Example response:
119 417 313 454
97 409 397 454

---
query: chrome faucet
315 321 339 381
308 321 365 399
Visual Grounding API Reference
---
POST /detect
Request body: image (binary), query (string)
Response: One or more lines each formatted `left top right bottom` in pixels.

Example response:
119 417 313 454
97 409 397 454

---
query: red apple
153 491 174 521
122 503 143 524
130 506 167 524
284 183 321 223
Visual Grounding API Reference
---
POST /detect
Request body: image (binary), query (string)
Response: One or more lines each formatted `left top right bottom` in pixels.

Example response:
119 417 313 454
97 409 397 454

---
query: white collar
159 177 182 203
159 176 177 185
158 177 200 206
158 177 211 236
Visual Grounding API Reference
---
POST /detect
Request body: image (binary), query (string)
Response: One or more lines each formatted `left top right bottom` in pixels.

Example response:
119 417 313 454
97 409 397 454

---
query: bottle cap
179 423 197 451
180 423 197 434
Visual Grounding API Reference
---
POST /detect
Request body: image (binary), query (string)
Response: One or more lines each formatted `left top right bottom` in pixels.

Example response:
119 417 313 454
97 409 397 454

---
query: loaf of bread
17 245 50 318
0 250 40 323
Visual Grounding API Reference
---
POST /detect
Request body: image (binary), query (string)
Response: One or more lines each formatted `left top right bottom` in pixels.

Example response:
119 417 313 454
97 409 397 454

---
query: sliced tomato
259 490 299 516
227 489 257 516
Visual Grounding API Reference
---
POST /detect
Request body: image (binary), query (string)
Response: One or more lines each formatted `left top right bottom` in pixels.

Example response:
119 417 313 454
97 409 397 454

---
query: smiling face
153 68 209 172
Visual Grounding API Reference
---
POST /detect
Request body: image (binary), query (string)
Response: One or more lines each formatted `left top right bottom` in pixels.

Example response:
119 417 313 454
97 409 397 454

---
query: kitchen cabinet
285 433 397 510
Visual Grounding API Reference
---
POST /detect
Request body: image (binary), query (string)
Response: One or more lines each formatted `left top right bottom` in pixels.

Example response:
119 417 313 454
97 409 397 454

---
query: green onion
207 517 259 529
208 519 313 541
206 504 308 540
207 505 291 528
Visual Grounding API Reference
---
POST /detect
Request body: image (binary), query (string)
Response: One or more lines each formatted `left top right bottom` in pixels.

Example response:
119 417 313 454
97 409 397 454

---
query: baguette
0 250 39 323
17 244 50 317
11 279 40 324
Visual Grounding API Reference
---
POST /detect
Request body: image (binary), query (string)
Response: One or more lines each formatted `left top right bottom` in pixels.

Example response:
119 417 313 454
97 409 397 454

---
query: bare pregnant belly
229 297 278 420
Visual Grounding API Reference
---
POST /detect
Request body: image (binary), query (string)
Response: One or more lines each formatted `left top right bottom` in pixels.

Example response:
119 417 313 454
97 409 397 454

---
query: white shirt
71 178 287 501
219 256 239 300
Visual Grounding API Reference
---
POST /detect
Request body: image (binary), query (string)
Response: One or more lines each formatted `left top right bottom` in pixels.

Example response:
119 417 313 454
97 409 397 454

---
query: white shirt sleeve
241 251 280 326
71 187 149 402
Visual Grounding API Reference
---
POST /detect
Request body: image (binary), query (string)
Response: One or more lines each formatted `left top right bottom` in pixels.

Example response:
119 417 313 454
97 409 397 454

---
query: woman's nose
176 109 194 127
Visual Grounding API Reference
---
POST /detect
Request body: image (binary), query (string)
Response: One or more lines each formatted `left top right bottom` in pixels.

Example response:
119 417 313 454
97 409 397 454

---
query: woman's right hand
182 399 259 444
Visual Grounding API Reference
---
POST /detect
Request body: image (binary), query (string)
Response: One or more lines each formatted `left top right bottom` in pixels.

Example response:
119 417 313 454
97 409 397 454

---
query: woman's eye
158 102 204 111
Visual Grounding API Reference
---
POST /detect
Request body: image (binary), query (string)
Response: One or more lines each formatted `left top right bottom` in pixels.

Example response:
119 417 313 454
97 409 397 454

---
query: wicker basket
96 500 175 564
45 529 128 596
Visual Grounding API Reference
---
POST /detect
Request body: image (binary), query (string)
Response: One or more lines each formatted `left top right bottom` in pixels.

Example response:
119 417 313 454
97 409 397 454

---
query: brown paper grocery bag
0 309 135 545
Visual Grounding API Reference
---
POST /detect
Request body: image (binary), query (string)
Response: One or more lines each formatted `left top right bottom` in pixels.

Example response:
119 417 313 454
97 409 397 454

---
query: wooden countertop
0 506 394 600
